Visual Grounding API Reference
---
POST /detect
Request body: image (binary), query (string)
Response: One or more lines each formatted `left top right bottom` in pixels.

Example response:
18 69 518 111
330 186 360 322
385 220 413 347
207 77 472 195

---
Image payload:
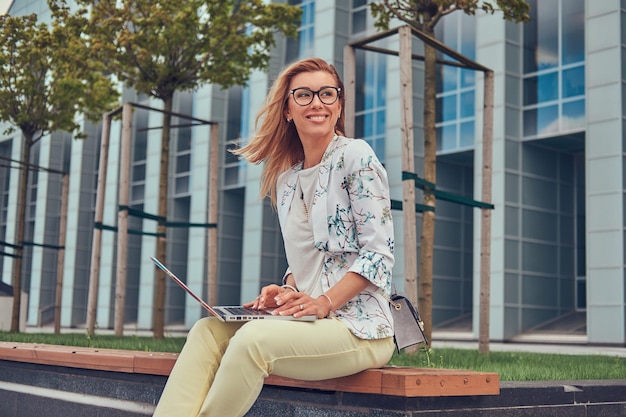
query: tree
0 13 119 332
370 0 530 345
51 0 301 338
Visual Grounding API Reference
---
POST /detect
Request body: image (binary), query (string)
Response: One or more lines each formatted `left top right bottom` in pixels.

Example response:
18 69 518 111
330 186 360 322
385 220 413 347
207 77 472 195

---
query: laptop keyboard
224 307 272 316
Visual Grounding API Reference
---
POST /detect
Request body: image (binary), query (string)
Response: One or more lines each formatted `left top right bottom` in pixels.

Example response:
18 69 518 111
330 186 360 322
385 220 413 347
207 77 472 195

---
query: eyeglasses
289 86 341 106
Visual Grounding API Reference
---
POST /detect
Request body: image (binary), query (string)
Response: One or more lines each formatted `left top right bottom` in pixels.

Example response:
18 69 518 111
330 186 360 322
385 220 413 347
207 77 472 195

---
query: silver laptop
150 257 316 322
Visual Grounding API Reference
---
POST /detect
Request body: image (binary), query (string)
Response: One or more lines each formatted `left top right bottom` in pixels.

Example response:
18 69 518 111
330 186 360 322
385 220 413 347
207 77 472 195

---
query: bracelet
320 293 334 311
281 284 298 292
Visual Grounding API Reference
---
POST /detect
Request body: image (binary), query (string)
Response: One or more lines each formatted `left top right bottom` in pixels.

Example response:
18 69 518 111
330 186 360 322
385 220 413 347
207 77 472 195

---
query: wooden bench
0 341 499 397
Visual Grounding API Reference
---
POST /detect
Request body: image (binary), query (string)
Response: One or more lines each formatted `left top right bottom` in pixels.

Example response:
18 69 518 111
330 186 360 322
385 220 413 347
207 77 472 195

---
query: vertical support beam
478 71 494 354
114 103 133 336
87 110 114 335
54 173 69 334
399 25 418 306
343 44 356 138
207 123 219 306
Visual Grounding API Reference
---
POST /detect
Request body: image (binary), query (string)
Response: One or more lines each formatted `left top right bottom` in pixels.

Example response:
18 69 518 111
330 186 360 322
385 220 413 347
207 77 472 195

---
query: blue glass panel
440 94 457 122
355 51 365 112
523 0 539 73
524 72 558 105
352 8 366 34
355 114 364 138
365 62 375 108
536 105 559 135
441 66 458 91
523 109 537 136
536 0 559 70
562 66 585 98
562 0 584 64
523 0 558 72
176 154 190 173
376 110 385 135
240 87 250 138
373 137 385 161
306 27 315 52
460 14 476 59
442 16 459 51
376 58 386 107
437 124 457 151
363 112 373 137
576 279 586 309
460 91 475 118
563 100 585 130
306 2 315 25
537 72 559 102
460 69 475 88
460 121 475 148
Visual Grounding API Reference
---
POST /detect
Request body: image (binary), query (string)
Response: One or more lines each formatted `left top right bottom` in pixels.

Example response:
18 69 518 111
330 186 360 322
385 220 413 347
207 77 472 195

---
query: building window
435 12 476 153
522 0 585 138
130 105 148 205
286 0 315 62
353 49 387 160
172 92 193 198
0 141 12 273
351 0 368 36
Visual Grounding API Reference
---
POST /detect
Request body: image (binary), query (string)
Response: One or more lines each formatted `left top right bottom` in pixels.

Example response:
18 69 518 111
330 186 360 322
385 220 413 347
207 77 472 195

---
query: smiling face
285 70 342 144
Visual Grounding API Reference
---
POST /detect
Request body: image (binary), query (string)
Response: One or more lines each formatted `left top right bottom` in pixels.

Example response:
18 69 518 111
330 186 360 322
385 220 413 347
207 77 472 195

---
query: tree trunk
10 131 33 332
153 94 173 339
418 38 438 345
399 26 418 308
114 103 133 336
54 173 70 334
479 71 495 354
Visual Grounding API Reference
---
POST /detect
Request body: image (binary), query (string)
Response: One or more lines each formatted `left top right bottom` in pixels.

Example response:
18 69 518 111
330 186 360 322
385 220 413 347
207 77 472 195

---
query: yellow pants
153 316 394 417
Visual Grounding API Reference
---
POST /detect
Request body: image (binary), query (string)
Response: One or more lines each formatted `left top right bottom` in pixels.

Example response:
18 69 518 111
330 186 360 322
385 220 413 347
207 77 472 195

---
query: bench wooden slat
0 341 499 397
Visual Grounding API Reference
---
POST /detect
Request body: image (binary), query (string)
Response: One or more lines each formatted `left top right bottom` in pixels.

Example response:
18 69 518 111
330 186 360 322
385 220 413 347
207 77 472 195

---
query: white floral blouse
276 135 395 340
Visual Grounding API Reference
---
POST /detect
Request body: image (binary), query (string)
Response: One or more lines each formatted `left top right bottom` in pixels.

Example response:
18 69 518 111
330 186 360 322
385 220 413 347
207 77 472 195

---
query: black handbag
388 293 428 353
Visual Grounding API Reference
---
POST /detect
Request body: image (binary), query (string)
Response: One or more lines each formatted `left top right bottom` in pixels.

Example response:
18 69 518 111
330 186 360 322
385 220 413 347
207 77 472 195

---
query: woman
153 57 395 417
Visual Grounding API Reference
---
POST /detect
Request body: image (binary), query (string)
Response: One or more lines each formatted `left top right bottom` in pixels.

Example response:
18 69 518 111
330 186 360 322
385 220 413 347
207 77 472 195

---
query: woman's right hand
243 284 286 310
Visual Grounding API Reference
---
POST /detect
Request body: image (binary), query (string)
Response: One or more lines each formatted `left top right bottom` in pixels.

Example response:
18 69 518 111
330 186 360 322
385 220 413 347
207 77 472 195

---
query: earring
286 118 292 123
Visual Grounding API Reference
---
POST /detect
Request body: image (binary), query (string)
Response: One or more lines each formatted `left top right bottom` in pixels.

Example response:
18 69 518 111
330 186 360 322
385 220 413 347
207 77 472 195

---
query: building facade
1 0 624 345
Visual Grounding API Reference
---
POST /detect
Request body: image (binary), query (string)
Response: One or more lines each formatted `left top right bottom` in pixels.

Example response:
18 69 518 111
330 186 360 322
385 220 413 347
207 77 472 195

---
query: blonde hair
233 58 346 206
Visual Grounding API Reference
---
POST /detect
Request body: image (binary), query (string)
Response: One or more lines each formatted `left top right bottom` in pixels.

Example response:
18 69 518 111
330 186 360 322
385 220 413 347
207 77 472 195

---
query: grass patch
0 331 186 353
1 331 624 382
390 347 626 381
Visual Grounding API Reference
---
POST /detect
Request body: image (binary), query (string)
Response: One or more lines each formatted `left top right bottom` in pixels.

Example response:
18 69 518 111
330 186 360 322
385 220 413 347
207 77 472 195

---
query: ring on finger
299 304 304 311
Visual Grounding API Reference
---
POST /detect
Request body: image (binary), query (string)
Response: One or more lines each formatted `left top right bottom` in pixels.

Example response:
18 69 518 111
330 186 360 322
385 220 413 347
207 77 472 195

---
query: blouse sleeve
341 139 395 294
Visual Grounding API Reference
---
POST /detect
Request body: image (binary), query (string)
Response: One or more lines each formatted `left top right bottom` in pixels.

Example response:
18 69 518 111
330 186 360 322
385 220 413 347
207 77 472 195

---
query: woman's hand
243 284 292 310
273 291 332 319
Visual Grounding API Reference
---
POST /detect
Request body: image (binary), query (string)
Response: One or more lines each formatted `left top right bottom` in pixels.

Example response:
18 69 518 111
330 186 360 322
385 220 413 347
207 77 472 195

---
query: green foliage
389 347 626 381
370 0 531 32
50 0 302 101
0 13 119 138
